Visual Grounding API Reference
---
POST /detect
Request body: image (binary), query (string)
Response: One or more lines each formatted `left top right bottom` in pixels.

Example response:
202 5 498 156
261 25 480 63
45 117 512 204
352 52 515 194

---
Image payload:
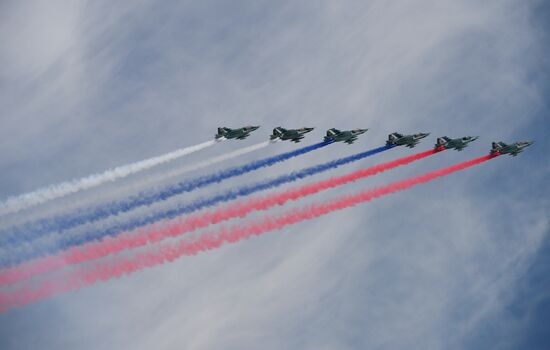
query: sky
0 0 549 349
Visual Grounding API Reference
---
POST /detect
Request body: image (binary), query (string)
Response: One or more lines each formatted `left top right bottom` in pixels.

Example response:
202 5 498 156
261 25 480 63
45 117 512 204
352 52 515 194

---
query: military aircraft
490 141 533 156
323 128 368 144
215 126 260 140
270 127 314 143
386 132 430 148
435 136 479 151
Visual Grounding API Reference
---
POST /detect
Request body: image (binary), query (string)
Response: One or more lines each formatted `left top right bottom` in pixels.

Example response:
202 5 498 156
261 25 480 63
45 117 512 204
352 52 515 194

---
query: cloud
0 0 547 349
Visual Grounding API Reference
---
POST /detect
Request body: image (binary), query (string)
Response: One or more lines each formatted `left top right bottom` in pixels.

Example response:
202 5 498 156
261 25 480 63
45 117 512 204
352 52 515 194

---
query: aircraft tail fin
216 127 230 139
270 127 284 140
490 142 501 154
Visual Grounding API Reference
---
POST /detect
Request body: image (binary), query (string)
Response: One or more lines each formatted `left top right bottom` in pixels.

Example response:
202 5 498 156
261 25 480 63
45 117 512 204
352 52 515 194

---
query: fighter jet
270 127 314 143
386 132 430 148
435 136 479 151
490 141 533 156
323 128 368 144
215 126 260 140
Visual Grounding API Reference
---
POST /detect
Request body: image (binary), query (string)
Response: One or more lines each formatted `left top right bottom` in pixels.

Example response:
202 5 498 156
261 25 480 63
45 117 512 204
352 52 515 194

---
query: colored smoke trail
94 141 275 207
0 140 218 216
0 144 386 267
0 154 496 311
0 147 432 285
139 141 274 187
0 141 329 251
39 141 275 228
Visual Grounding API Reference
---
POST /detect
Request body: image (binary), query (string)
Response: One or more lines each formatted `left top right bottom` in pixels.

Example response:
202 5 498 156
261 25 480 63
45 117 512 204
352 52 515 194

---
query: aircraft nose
304 127 314 133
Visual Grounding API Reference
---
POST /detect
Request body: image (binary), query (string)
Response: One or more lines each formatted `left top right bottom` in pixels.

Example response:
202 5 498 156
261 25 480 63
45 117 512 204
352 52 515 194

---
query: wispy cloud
0 1 547 349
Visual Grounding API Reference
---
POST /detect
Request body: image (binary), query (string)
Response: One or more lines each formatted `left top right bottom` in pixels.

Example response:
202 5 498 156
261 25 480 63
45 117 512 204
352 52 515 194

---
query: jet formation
323 128 368 144
270 127 314 143
215 126 532 157
490 141 533 156
435 136 478 151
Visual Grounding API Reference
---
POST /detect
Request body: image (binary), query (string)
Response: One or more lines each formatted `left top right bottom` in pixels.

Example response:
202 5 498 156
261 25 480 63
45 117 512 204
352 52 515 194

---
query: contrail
0 154 497 310
0 141 330 252
0 143 384 267
0 147 433 285
95 141 275 204
0 140 273 233
0 140 218 216
141 141 274 185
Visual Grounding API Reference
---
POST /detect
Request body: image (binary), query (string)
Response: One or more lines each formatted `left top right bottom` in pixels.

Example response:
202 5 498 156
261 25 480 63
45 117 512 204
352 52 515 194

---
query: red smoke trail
0 154 496 311
0 149 438 286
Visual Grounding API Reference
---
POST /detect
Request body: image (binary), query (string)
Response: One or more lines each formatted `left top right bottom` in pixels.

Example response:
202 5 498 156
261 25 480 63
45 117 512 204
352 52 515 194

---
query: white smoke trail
0 140 218 215
60 140 275 214
150 140 274 182
0 140 275 228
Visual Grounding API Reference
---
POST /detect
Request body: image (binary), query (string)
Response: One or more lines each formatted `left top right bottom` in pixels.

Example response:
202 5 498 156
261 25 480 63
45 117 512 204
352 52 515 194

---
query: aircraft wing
345 137 357 144
454 143 466 151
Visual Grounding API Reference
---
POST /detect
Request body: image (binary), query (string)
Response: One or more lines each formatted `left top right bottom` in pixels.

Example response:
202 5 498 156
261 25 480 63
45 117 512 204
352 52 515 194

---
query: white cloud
0 1 547 349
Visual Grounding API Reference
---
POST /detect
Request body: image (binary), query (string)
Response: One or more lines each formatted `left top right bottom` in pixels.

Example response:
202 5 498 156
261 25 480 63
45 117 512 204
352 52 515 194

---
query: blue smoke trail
0 145 391 267
0 142 329 249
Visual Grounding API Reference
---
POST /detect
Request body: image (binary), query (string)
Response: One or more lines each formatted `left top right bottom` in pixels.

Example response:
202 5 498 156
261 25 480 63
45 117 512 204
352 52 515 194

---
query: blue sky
0 1 548 349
